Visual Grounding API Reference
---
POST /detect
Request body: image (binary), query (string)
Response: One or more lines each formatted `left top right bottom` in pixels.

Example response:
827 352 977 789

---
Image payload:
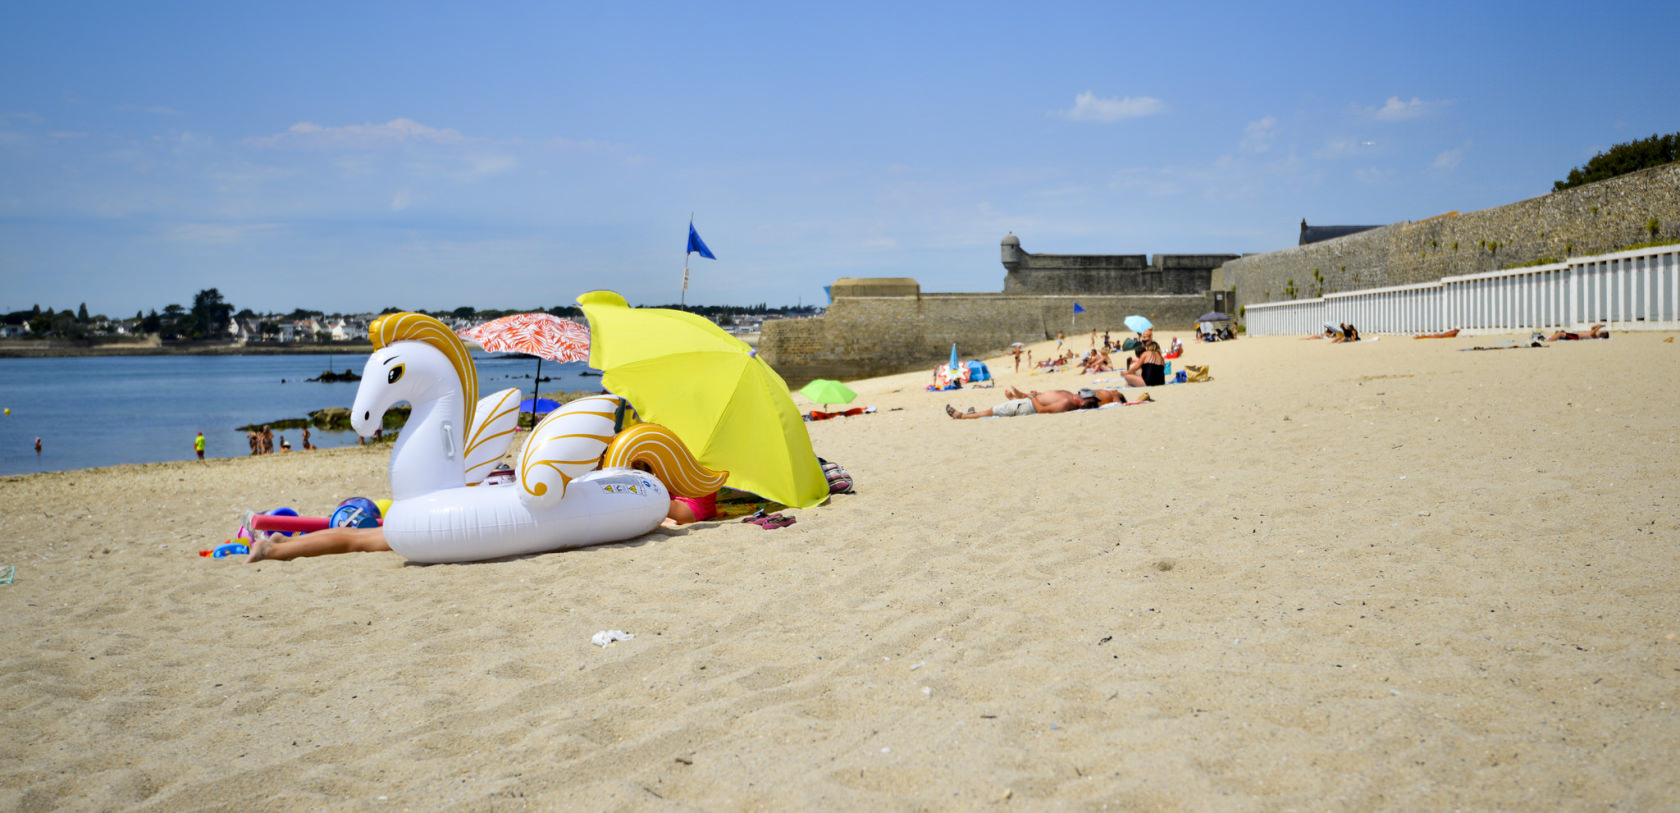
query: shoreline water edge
0 339 377 358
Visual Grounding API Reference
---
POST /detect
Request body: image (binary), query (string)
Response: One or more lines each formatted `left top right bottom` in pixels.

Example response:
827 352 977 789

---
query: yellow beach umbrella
577 290 828 509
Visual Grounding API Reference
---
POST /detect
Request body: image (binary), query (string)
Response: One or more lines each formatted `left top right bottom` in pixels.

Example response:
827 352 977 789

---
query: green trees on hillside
189 288 233 339
1553 132 1679 192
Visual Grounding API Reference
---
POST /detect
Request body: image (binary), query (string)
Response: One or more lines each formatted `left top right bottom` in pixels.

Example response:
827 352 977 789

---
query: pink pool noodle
249 514 381 533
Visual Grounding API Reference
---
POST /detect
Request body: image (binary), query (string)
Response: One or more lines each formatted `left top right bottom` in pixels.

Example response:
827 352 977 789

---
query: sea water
0 352 600 476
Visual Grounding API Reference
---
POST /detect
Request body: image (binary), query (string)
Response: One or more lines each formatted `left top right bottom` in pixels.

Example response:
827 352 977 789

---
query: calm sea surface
0 352 601 477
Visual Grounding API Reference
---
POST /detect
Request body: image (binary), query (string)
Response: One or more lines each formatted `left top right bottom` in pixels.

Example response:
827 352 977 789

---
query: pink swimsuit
672 492 717 521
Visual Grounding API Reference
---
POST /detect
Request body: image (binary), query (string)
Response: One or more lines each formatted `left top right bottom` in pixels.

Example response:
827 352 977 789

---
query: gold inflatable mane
368 312 478 432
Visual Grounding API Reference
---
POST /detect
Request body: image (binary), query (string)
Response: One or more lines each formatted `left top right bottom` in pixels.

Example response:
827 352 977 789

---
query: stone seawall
760 292 1210 385
1224 163 1680 312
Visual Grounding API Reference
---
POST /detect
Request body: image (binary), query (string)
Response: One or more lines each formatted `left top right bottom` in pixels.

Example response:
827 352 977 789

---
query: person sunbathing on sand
245 491 712 563
946 386 1148 419
1546 324 1609 341
245 525 391 562
1414 329 1460 339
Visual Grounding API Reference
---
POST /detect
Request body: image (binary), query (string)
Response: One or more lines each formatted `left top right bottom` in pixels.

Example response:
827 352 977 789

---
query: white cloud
463 153 517 178
245 118 468 149
1059 92 1165 122
1316 138 1361 158
1370 96 1433 121
1240 116 1277 152
540 135 650 167
1432 142 1470 171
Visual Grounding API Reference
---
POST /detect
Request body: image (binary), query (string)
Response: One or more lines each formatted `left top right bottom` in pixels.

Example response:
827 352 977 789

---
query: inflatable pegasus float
350 313 726 563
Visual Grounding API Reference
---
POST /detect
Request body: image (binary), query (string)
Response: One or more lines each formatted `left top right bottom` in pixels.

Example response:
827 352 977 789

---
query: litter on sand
591 630 634 647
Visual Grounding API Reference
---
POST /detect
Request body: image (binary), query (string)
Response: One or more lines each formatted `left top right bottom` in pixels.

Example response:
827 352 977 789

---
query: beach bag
1184 365 1211 383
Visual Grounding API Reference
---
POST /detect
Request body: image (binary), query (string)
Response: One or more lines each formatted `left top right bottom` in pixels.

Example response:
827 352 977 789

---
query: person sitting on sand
1330 323 1360 343
1546 324 1609 341
946 386 1148 419
1413 329 1460 339
1122 340 1166 387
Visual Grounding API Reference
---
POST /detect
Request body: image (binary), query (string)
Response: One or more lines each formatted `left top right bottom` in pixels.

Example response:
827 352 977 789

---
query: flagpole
681 213 693 310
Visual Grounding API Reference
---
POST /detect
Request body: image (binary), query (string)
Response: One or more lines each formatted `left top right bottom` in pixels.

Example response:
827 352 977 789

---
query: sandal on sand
945 404 959 418
741 510 770 524
761 515 797 529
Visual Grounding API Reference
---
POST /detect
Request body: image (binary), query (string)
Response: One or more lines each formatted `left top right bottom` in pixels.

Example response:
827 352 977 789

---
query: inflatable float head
355 312 479 438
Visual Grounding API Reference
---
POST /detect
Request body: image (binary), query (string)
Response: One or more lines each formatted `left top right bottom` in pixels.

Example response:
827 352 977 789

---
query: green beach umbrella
799 379 858 407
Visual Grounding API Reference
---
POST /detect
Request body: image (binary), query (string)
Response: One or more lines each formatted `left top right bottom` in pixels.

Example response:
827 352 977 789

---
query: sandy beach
3 330 1678 810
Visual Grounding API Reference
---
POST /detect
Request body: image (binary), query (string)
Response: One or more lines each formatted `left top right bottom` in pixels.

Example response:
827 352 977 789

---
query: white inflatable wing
518 394 629 507
383 469 670 564
462 388 522 486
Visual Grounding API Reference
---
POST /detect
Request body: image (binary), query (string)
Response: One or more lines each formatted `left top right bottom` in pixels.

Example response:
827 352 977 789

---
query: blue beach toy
330 497 382 529
211 542 250 558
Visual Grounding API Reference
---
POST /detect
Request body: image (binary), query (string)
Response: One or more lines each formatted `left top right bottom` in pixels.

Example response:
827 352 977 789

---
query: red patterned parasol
457 313 591 405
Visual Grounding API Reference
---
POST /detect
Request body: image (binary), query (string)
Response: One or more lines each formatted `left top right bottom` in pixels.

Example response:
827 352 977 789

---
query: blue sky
3 1 1677 316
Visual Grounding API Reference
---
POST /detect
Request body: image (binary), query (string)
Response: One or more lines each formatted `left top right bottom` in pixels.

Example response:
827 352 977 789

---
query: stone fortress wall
761 283 1212 385
1220 163 1680 311
1003 232 1237 296
761 235 1230 385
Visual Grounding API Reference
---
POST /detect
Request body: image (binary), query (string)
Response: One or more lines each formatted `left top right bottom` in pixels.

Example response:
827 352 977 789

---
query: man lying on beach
1546 324 1609 341
946 386 1148 419
245 525 391 562
245 494 713 563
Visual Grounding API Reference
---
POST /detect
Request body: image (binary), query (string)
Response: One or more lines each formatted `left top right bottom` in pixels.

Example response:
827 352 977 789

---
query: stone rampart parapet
1224 163 1680 311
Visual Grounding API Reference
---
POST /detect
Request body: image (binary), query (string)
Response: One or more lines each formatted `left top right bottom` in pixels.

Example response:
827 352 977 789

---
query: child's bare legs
245 526 390 563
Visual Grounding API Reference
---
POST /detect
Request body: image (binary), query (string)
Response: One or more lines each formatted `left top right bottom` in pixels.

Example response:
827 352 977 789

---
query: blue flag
687 223 716 260
1073 302 1086 313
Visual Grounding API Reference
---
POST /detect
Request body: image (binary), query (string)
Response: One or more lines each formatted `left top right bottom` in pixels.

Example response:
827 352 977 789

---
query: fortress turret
1001 232 1022 272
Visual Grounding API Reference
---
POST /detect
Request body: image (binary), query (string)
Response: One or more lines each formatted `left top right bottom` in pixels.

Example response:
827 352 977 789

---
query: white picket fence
1244 243 1680 336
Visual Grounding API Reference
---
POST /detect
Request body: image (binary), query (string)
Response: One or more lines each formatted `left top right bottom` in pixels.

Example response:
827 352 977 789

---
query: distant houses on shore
5 305 818 347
